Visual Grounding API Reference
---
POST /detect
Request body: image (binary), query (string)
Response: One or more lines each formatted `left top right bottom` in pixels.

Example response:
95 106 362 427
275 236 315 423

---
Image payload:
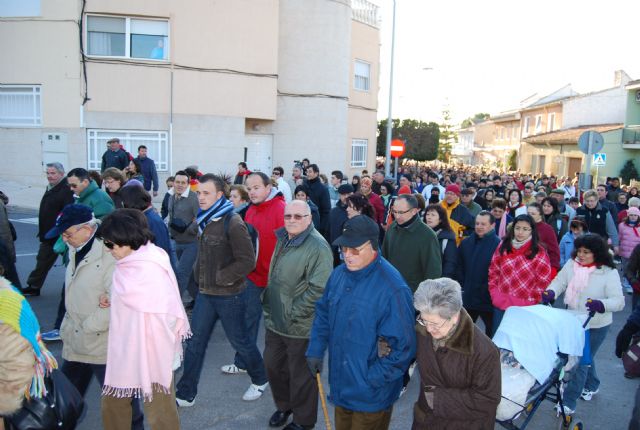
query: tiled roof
522 124 623 145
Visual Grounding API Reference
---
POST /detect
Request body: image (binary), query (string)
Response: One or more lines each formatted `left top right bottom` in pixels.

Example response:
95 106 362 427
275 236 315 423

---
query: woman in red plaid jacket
488 214 553 332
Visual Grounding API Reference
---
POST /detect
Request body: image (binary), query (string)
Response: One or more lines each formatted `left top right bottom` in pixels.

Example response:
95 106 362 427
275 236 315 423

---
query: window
354 60 371 91
351 139 368 167
547 113 556 132
535 115 542 133
87 129 169 171
0 85 42 127
87 15 169 60
500 127 505 140
523 117 530 137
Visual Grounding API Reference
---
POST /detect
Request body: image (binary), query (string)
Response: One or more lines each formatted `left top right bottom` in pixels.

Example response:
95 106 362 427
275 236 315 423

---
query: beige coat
546 259 625 329
59 236 115 364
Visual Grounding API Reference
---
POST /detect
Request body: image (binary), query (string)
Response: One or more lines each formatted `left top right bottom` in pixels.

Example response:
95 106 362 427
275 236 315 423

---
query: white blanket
493 305 585 383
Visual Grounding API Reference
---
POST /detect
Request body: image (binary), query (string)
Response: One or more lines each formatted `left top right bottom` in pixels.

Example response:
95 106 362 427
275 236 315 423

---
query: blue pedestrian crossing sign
592 153 606 166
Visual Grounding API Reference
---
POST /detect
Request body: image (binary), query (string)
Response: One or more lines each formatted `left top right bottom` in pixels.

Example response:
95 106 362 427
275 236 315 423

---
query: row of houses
454 70 640 181
0 0 381 193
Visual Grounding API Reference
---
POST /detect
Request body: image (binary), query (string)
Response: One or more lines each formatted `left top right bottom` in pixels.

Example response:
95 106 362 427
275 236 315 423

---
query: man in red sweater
222 171 286 378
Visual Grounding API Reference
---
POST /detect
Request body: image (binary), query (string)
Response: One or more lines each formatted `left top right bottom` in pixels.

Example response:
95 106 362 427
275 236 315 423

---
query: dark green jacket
76 180 115 220
382 216 442 292
262 225 333 339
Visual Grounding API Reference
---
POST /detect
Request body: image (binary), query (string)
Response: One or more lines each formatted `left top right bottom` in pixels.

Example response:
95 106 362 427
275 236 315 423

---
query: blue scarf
196 197 235 234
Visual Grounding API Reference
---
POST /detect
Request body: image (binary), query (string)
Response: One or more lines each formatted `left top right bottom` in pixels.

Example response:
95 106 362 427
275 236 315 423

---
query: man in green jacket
67 168 115 220
382 194 442 292
262 200 333 430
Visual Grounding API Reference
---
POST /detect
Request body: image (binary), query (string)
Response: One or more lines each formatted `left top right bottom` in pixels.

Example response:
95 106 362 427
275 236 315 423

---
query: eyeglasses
61 226 82 239
284 213 309 221
416 315 449 330
103 240 116 249
392 208 414 215
340 243 370 256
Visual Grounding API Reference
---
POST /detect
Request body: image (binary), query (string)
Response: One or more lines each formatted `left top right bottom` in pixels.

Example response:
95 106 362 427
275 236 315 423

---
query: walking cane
316 372 332 430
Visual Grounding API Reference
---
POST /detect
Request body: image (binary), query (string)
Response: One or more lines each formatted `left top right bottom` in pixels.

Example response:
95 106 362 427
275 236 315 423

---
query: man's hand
307 357 323 375
378 337 391 358
99 294 111 309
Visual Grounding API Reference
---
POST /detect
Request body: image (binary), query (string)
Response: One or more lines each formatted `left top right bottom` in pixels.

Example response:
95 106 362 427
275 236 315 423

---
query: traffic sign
578 131 604 154
593 153 606 166
390 139 405 158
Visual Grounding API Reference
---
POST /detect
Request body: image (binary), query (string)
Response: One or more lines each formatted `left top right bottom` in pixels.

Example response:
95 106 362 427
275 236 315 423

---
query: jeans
563 325 610 410
234 278 264 370
176 292 267 401
61 360 143 430
173 240 198 295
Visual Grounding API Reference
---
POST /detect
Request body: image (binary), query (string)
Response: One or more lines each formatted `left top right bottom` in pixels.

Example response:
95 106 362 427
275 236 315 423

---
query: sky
374 0 640 126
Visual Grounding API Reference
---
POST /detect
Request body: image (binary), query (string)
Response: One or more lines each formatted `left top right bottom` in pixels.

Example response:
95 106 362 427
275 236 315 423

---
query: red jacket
365 192 385 225
245 192 286 287
488 240 553 310
536 221 561 270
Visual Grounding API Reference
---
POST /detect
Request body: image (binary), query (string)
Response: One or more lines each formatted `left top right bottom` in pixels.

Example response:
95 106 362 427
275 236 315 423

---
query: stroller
493 305 593 430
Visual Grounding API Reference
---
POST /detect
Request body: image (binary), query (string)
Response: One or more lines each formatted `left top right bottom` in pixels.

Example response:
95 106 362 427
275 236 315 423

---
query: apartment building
0 0 380 194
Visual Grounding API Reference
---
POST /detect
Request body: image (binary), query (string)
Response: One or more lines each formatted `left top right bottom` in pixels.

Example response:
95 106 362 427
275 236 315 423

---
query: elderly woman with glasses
412 278 501 430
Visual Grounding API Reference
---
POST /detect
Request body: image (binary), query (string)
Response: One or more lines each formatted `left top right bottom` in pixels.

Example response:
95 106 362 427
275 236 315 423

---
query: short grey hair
396 194 418 209
629 197 640 208
46 162 65 173
413 278 463 319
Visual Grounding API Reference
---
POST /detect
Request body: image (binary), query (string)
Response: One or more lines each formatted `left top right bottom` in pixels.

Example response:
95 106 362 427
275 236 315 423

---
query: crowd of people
1 142 640 430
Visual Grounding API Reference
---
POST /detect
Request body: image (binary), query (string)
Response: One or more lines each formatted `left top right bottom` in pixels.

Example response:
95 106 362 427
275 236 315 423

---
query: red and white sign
390 139 405 158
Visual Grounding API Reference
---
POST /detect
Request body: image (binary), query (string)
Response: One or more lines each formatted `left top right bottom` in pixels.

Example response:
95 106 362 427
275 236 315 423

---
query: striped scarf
0 279 57 398
196 196 235 235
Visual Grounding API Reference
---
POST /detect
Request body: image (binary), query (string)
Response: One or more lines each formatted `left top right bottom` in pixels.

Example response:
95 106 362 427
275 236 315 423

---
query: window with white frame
87 129 169 171
523 117 530 137
534 115 542 133
351 139 368 167
354 60 371 91
547 113 556 132
0 85 42 127
87 15 169 60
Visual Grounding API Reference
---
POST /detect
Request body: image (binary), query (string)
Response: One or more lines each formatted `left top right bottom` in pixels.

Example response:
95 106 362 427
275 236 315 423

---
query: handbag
5 369 85 430
623 335 640 379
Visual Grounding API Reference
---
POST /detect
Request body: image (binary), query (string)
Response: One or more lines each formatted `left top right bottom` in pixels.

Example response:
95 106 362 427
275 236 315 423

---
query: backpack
223 212 259 260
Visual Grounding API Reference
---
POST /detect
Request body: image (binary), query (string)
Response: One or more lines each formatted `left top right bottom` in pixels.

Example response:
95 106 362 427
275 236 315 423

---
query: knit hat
628 207 640 216
337 184 355 195
445 184 461 196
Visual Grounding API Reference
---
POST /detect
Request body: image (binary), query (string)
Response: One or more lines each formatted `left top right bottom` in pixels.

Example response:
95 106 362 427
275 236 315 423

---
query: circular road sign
390 139 405 158
577 131 604 154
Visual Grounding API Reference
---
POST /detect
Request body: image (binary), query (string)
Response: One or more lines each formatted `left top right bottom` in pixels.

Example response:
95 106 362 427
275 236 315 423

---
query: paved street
8 206 638 430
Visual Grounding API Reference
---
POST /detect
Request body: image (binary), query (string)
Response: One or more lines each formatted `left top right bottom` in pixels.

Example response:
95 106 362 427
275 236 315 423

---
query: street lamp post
384 0 397 177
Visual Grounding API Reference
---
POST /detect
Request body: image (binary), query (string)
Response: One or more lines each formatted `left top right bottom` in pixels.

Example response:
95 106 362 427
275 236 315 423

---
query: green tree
438 108 456 163
377 118 439 161
507 150 518 171
460 112 490 128
620 159 639 184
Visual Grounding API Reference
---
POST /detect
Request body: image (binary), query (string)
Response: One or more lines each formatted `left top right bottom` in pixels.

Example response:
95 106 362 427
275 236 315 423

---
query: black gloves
616 321 640 358
307 357 323 375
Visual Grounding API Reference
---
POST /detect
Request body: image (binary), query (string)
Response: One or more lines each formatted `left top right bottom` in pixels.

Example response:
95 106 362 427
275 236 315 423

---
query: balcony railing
351 0 380 28
622 127 640 148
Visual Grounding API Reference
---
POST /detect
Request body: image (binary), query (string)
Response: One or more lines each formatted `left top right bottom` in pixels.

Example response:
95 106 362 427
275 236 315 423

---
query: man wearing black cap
328 184 354 267
306 215 416 429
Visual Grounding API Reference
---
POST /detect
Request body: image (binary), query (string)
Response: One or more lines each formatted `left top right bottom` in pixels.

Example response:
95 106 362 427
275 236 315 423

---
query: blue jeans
176 292 267 401
234 279 264 370
173 240 198 295
563 325 610 410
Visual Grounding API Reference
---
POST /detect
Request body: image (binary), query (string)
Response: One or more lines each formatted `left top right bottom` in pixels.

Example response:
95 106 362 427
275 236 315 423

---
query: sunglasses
340 243 369 256
103 240 116 249
284 213 309 221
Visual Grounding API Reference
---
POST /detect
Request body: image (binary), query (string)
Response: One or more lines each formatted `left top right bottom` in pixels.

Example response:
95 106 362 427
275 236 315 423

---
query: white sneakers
176 397 195 407
221 364 247 374
580 388 599 401
243 382 269 401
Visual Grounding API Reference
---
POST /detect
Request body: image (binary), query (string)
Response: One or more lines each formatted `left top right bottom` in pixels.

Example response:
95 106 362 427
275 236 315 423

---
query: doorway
245 134 273 173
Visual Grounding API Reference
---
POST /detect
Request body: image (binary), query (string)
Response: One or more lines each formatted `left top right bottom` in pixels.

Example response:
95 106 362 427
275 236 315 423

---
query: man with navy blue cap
306 215 416 430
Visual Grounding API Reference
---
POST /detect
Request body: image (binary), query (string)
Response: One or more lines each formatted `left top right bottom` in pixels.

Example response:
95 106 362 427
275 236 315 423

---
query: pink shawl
565 260 596 309
103 243 191 400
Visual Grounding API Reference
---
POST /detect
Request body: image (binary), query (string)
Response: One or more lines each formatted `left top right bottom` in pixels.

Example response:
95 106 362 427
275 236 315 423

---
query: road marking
16 253 38 257
10 217 39 225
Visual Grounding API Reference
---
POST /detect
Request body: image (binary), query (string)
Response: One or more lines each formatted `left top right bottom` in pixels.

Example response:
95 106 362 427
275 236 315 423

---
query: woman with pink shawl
98 209 190 430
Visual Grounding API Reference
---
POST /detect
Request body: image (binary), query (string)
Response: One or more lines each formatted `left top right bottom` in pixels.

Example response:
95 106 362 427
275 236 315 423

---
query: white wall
563 87 627 128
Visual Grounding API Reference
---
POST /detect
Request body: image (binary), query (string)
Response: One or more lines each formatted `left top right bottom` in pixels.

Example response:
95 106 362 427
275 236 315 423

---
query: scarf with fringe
0 278 57 398
103 243 191 401
565 260 597 309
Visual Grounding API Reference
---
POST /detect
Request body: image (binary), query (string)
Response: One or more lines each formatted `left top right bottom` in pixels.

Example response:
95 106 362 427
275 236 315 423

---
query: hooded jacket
307 254 416 412
245 189 286 287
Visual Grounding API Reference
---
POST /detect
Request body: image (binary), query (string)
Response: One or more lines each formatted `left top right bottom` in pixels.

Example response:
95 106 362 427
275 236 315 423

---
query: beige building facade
0 0 379 196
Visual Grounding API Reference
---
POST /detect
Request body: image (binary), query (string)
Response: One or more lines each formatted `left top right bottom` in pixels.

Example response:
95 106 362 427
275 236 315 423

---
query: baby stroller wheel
556 415 583 430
